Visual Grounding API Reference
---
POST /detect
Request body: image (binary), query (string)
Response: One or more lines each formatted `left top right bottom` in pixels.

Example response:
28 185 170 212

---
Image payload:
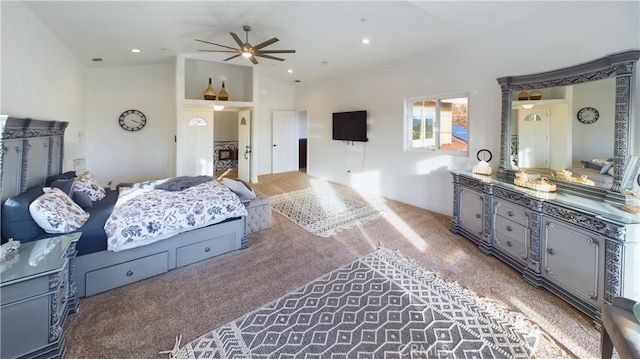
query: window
405 94 469 154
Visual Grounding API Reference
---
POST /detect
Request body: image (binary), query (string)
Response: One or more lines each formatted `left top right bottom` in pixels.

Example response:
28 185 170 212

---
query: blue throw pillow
72 191 93 209
1 186 46 242
50 178 76 196
45 171 76 186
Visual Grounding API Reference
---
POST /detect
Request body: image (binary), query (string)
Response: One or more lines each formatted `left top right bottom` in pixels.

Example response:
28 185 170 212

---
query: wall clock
577 107 599 124
119 109 146 131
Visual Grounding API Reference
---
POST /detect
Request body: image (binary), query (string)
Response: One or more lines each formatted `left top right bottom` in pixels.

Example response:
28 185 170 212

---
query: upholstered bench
243 191 272 234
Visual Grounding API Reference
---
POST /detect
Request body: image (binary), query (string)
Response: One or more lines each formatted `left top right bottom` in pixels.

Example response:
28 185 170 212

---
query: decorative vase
517 91 529 101
529 90 542 100
218 81 229 101
203 78 216 100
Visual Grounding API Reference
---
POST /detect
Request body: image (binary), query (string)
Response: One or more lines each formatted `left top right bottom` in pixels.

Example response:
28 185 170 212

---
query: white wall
256 76 295 175
1 1 86 171
84 64 175 186
295 1 640 215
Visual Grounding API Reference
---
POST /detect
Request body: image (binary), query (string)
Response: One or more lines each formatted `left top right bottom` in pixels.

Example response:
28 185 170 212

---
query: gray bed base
75 217 247 297
1 117 248 298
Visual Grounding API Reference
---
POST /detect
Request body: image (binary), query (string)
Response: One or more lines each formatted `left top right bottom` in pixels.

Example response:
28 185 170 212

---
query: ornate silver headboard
0 117 69 202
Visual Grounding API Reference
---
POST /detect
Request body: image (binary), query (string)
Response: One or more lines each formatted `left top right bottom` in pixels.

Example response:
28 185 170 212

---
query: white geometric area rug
269 187 385 237
172 247 540 359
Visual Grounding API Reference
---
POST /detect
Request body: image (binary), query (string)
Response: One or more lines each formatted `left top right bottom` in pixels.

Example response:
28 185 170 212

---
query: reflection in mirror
509 78 616 189
497 49 640 203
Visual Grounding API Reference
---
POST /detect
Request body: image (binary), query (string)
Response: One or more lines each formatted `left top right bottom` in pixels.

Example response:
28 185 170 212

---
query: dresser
1 233 80 359
450 171 640 323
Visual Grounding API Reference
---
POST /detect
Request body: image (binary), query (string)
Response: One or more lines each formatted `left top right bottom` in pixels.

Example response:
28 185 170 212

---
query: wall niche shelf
176 54 258 108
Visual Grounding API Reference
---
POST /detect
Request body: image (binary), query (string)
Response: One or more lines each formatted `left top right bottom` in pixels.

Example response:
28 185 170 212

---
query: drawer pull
126 270 134 277
475 213 481 219
507 211 514 217
205 247 211 253
507 241 513 247
547 248 555 255
506 226 512 232
61 296 67 305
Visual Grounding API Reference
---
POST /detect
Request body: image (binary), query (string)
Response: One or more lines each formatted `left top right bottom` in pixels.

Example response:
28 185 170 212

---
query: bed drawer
84 252 168 296
176 234 237 267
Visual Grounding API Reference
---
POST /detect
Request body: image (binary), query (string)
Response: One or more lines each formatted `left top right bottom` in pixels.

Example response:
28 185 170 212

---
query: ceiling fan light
242 51 252 58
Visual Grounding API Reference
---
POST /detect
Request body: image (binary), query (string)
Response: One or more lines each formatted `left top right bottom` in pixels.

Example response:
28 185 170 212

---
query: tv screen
332 110 368 142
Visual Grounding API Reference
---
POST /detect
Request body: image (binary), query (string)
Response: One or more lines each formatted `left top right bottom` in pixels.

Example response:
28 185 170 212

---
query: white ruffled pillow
29 187 90 233
73 171 106 201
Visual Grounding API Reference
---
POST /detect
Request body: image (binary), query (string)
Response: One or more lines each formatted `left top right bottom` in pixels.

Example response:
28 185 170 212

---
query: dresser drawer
494 200 529 226
85 252 168 296
494 216 528 260
176 234 237 267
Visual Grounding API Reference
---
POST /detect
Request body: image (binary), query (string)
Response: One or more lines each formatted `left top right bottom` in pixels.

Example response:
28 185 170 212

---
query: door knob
273 144 277 147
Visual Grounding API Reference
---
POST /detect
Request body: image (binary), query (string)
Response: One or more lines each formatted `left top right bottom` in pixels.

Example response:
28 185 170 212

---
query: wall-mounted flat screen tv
332 110 368 142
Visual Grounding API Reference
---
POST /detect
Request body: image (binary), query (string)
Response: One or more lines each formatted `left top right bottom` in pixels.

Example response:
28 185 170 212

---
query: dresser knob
205 247 211 253
547 248 555 255
61 296 67 305
507 241 513 247
507 211 514 217
475 213 481 219
506 226 512 232
126 270 134 277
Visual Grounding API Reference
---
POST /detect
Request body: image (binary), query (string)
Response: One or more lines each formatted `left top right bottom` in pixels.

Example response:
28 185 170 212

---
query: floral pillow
29 187 90 234
73 171 106 201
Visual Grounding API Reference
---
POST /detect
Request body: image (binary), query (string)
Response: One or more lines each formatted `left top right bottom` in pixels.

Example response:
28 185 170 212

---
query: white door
272 110 298 174
179 108 214 176
518 106 549 168
237 110 251 182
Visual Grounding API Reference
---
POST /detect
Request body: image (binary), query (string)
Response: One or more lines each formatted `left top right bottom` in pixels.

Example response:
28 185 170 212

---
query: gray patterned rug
270 188 384 237
173 247 539 359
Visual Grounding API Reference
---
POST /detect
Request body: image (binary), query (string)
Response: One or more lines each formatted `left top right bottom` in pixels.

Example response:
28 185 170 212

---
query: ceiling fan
196 25 295 64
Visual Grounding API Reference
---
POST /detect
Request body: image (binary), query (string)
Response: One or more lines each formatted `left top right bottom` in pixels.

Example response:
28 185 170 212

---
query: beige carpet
64 171 601 358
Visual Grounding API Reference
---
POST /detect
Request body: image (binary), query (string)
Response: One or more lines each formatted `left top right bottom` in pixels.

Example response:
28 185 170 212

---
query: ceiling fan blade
195 39 238 51
223 54 242 62
252 37 279 50
255 49 296 54
198 50 240 53
230 32 244 47
250 56 259 65
255 53 285 62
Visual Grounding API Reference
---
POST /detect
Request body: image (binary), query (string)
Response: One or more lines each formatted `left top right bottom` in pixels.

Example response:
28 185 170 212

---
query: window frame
404 92 470 156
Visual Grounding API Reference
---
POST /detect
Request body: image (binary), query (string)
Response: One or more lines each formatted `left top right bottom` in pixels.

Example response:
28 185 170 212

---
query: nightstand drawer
85 252 168 296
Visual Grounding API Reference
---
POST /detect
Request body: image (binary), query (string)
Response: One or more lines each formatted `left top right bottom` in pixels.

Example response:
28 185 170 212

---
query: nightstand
1 233 80 359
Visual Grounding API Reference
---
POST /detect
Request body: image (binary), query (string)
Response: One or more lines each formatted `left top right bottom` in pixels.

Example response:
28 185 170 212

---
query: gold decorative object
514 171 556 192
218 81 229 101
529 90 542 100
203 78 216 100
518 91 529 101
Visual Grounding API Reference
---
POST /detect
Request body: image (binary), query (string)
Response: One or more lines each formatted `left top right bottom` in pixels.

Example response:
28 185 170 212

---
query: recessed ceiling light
131 49 141 53
288 69 293 74
92 58 103 62
362 38 370 45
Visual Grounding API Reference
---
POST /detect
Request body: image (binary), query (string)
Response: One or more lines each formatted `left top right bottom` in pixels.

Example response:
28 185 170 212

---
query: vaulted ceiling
22 1 571 83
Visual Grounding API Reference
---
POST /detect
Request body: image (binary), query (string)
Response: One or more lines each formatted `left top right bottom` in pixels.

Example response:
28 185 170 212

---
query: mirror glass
508 77 616 189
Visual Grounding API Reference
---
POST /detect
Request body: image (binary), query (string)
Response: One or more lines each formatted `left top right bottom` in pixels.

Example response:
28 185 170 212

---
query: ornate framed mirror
496 49 640 203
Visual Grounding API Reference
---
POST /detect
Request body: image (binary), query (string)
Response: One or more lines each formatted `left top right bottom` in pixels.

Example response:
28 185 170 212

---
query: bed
0 117 248 297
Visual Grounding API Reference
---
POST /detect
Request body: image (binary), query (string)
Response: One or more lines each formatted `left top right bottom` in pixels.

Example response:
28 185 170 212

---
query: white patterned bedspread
104 179 247 252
